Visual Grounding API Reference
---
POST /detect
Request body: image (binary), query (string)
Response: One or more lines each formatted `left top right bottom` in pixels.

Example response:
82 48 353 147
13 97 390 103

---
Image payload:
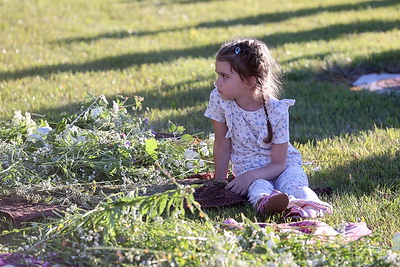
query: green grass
1 0 400 265
1 0 399 134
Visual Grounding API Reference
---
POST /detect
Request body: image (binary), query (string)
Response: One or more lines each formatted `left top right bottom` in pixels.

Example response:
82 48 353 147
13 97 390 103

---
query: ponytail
262 97 273 143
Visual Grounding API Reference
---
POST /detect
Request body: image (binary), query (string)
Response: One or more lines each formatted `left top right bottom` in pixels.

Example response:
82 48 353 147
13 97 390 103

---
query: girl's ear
246 76 257 90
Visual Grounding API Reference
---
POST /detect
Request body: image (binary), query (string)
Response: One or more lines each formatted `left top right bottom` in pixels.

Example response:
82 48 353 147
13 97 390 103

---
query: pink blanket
222 218 372 241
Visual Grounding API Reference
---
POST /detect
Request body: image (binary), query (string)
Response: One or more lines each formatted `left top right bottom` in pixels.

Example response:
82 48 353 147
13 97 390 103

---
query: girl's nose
214 80 220 88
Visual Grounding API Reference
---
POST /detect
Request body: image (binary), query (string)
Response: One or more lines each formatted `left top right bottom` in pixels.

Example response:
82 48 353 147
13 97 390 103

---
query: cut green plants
1 0 400 265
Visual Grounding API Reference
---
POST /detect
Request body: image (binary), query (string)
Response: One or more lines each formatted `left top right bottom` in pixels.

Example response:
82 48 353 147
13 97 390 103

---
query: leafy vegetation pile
0 95 210 206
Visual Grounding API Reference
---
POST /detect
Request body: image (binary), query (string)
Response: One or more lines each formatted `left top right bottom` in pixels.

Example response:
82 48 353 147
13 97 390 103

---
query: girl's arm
212 120 231 181
225 142 288 196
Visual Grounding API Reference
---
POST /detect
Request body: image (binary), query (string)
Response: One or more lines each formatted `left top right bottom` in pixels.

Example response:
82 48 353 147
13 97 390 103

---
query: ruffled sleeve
204 88 226 123
272 99 295 144
256 98 295 147
204 89 235 138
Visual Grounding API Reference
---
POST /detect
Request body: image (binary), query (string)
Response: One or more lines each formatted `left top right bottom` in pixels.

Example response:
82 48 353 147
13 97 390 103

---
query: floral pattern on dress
204 88 302 176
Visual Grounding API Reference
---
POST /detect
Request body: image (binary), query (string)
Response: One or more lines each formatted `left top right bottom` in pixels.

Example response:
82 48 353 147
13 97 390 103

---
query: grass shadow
259 19 400 48
55 0 398 44
133 77 213 132
2 17 398 81
285 48 400 143
2 19 399 142
0 44 219 81
288 85 400 143
11 47 400 143
306 148 400 243
136 79 212 110
309 151 400 197
317 49 400 83
123 0 220 5
141 48 400 139
198 0 398 29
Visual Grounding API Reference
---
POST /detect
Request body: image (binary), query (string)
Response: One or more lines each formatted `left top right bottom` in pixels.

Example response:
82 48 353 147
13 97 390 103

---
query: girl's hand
225 143 289 196
225 171 256 196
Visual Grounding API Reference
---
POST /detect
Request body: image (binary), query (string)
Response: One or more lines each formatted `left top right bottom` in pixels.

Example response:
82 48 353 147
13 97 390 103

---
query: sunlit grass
0 0 399 264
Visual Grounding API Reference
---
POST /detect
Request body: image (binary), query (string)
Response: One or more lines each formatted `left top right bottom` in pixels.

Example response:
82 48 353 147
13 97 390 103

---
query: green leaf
145 138 158 160
168 121 177 133
180 134 194 142
158 195 168 215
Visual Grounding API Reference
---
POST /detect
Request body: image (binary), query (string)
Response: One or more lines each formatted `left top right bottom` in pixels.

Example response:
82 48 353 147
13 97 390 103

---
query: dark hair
216 38 283 143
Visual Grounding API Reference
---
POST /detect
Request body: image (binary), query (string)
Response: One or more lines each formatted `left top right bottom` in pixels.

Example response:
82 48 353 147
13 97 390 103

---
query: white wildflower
12 110 24 124
24 112 32 123
91 107 103 118
312 166 322 172
186 162 194 170
266 239 276 248
76 135 86 143
208 133 215 141
199 141 209 157
26 127 34 135
99 94 109 105
112 101 119 114
63 125 82 141
184 149 199 160
27 133 43 141
36 126 52 135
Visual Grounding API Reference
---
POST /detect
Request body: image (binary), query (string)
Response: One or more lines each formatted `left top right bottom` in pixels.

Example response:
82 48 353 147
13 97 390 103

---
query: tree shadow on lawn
123 0 221 5
2 18 399 81
307 151 400 239
198 0 398 29
287 85 400 143
259 19 400 48
285 48 400 143
145 49 400 139
2 22 399 142
136 78 213 110
317 49 400 83
309 152 400 198
152 47 400 138
8 48 400 143
55 0 397 44
133 77 213 132
24 75 400 147
0 43 220 82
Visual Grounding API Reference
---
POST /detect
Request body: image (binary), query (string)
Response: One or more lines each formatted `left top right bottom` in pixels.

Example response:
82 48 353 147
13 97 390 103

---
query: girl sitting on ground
204 38 332 219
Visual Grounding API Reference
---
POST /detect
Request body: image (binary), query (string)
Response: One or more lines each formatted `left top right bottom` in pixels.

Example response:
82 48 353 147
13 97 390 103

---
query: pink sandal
285 203 328 219
257 190 289 216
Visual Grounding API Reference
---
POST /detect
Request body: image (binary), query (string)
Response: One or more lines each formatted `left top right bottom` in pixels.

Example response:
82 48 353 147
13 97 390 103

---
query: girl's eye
216 73 228 79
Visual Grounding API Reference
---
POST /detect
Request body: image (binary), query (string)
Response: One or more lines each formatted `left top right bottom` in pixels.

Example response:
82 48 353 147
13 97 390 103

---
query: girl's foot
257 190 289 216
303 205 319 218
285 204 326 219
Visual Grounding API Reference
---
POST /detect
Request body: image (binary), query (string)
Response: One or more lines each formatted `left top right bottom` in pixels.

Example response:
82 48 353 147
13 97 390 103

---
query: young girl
204 38 332 218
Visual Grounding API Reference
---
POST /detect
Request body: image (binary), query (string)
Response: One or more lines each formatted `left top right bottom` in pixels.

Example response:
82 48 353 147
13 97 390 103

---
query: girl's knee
275 165 310 194
277 166 308 184
249 179 274 190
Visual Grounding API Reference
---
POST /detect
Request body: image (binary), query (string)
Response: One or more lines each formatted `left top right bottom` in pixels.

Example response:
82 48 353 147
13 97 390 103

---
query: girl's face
214 60 249 101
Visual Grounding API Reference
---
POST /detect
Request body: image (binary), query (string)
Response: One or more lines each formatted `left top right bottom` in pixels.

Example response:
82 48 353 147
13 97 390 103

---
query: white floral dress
204 88 332 213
